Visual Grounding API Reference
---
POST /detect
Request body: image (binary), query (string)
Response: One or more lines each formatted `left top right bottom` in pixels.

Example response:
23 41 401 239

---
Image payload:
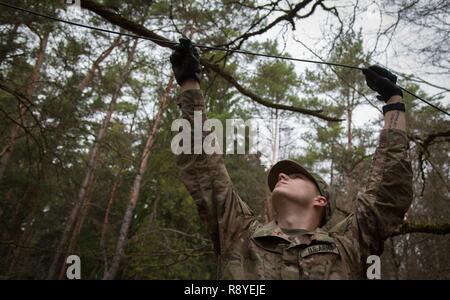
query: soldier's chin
271 186 288 200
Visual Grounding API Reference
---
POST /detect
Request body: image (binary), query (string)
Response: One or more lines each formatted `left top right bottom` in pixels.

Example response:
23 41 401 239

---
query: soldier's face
272 172 320 206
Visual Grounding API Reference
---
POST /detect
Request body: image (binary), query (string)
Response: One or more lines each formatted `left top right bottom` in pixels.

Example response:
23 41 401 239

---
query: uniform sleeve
175 89 256 257
349 129 413 258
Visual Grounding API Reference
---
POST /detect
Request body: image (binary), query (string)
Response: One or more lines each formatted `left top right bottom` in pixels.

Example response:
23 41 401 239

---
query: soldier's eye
289 173 303 179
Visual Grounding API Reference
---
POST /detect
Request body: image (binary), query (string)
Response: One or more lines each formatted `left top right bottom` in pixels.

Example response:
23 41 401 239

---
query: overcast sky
245 0 449 167
263 0 449 126
62 1 449 169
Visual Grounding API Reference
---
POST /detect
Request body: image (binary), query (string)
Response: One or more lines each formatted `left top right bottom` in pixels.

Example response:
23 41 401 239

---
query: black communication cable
1 1 449 117
0 1 178 45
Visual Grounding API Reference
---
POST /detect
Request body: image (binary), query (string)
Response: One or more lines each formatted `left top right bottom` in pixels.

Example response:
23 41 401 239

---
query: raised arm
346 66 413 258
170 39 256 257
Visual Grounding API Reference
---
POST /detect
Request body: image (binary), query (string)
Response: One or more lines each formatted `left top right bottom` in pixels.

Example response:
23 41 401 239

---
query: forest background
0 0 449 279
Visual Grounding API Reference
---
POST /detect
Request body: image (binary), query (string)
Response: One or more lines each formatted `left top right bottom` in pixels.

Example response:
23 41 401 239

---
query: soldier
170 38 413 279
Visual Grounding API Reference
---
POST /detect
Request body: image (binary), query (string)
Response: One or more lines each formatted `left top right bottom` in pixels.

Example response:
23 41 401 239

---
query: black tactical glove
169 38 201 86
362 65 403 102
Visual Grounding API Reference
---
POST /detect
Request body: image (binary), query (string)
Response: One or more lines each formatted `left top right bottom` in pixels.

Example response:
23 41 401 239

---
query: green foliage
0 0 448 281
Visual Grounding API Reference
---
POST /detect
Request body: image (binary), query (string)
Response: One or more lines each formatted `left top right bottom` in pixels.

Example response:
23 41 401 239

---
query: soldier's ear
313 195 327 208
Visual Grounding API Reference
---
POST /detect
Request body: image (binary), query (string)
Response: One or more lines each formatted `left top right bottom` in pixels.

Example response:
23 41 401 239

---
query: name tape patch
300 243 339 258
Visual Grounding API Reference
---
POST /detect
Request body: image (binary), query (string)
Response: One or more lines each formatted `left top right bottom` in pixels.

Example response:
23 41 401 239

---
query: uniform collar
251 220 334 253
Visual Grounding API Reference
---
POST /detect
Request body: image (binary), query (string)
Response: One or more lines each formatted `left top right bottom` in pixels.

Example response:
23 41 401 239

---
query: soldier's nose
278 173 289 182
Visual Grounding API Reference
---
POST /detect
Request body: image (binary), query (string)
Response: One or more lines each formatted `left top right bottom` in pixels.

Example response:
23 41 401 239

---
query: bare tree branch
392 222 450 237
335 206 450 236
79 35 123 91
408 131 450 193
219 0 316 49
79 0 343 122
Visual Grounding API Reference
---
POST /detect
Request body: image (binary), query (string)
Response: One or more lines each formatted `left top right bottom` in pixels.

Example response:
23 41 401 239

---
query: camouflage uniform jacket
176 89 413 279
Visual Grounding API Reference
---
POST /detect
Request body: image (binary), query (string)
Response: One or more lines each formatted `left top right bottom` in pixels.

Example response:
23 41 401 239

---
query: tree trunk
101 177 121 246
103 76 174 280
271 108 280 165
46 39 138 280
99 174 122 275
6 188 40 278
0 31 49 181
147 190 160 227
7 152 49 279
330 141 335 186
57 173 98 280
345 92 354 199
99 92 142 274
58 38 128 277
264 192 273 223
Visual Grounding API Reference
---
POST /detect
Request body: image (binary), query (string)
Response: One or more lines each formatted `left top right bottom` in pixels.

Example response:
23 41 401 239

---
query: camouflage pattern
176 89 413 279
